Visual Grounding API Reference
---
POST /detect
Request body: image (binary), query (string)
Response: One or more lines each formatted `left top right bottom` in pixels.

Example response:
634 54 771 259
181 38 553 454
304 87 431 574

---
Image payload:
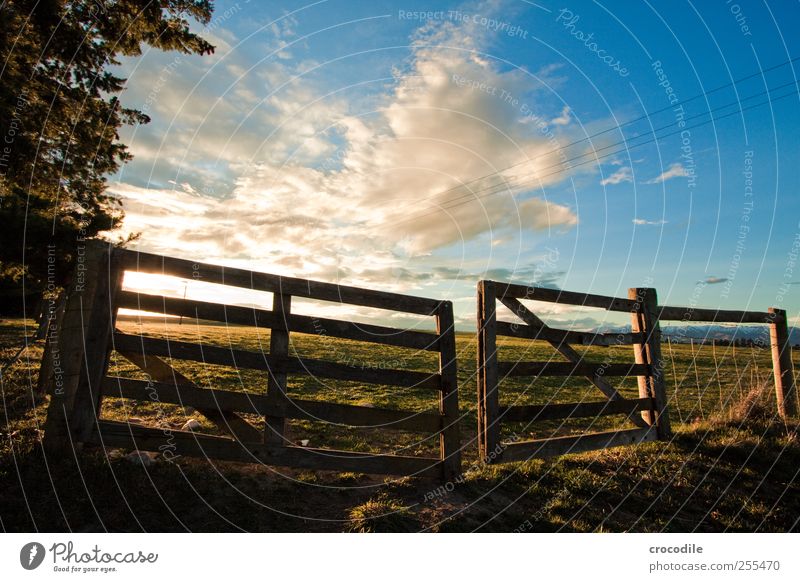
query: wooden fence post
477 280 500 462
630 288 654 427
629 288 671 439
476 284 485 458
265 290 291 445
43 240 123 452
768 307 798 419
435 300 462 480
36 291 67 396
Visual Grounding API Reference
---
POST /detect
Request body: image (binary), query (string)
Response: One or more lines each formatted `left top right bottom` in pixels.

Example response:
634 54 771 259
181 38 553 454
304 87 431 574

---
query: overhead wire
383 84 799 228
373 55 800 222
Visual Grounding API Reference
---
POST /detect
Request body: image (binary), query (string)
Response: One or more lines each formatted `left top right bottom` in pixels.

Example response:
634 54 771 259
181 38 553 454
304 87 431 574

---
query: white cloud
600 166 632 186
699 276 729 285
646 162 689 184
110 11 588 292
550 105 571 126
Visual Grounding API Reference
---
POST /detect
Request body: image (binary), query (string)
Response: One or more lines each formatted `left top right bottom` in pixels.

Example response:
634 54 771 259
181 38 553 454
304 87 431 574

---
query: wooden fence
476 280 798 464
41 241 461 479
39 243 797 476
476 281 671 464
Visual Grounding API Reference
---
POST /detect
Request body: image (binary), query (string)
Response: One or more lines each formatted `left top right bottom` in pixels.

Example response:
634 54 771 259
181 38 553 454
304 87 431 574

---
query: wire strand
383 86 799 228
365 55 800 226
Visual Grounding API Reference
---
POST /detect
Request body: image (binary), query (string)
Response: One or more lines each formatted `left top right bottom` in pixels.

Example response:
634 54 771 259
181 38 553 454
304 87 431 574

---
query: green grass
1 316 798 532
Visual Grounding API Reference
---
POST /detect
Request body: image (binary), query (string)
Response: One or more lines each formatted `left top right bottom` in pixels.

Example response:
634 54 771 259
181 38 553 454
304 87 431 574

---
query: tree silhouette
0 0 215 314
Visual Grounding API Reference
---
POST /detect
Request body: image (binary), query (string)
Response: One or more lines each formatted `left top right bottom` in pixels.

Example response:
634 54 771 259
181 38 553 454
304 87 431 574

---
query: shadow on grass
2 321 798 532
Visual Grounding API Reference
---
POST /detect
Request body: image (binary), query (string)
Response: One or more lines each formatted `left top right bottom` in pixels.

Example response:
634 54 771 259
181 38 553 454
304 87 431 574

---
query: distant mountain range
597 324 800 347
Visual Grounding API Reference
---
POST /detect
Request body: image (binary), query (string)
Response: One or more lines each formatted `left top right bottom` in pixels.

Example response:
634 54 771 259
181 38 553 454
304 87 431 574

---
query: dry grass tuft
724 374 776 423
346 493 418 533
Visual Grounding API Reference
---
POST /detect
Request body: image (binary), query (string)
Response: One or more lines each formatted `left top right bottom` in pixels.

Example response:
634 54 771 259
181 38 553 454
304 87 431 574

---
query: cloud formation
645 162 688 184
699 276 729 285
110 10 588 291
549 105 572 126
600 166 632 185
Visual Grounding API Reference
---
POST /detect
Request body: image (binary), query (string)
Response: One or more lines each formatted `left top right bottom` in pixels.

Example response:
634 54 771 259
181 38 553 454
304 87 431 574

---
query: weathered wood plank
476 284 486 457
101 377 442 433
265 292 290 445
630 289 656 428
499 398 654 422
495 427 657 463
634 288 672 438
492 281 638 312
103 375 279 415
114 248 443 316
43 242 110 453
116 351 262 442
435 301 462 480
289 398 442 433
478 280 501 460
495 320 643 346
117 291 440 352
498 361 650 377
70 244 125 443
89 420 442 477
36 292 67 395
769 307 798 419
656 305 772 323
112 332 442 390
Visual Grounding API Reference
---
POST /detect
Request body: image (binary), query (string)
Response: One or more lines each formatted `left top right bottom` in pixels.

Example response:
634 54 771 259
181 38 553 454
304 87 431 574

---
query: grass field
1 316 799 532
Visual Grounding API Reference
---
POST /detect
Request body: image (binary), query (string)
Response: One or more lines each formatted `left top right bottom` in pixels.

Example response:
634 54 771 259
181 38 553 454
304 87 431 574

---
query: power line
383 79 800 222
370 55 800 226
407 87 800 223
385 85 799 228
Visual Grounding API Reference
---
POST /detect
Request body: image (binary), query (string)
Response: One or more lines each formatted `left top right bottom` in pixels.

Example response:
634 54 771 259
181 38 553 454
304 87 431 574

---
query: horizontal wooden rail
287 399 442 434
496 320 643 346
490 281 638 312
102 376 442 433
115 248 443 316
499 397 654 422
88 420 442 477
496 427 657 463
498 361 650 378
112 333 442 390
656 305 773 324
115 350 261 442
118 291 440 352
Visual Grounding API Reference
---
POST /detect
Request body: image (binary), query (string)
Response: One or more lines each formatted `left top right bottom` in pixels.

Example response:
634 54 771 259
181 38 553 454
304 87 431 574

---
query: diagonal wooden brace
498 297 649 429
117 350 262 442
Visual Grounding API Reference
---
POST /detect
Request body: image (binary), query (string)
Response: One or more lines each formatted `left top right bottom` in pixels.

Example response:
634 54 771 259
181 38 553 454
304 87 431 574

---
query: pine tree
0 0 215 314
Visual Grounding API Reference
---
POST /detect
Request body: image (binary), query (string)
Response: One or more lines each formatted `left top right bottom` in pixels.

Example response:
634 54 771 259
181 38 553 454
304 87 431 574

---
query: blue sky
110 0 800 330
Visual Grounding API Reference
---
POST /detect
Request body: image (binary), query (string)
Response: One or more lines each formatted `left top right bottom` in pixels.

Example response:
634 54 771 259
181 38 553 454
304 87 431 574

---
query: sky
110 0 800 331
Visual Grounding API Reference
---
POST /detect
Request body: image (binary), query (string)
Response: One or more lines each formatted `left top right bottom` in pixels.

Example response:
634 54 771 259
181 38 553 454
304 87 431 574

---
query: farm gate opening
41 241 461 480
655 303 797 421
476 280 672 464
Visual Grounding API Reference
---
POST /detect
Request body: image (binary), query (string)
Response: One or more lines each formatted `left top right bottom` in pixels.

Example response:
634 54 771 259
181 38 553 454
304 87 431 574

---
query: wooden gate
476 280 671 464
42 241 461 479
